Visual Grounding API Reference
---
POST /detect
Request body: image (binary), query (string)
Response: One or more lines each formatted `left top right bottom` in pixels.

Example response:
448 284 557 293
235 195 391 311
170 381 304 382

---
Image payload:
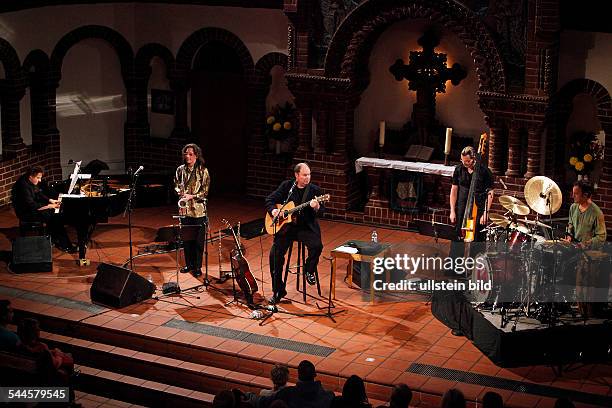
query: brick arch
0 37 23 80
175 27 254 85
325 0 506 93
135 43 174 75
555 79 612 187
254 52 288 86
49 25 134 84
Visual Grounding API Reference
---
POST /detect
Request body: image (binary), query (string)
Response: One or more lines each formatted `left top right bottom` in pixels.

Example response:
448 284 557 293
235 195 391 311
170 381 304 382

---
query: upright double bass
461 132 488 242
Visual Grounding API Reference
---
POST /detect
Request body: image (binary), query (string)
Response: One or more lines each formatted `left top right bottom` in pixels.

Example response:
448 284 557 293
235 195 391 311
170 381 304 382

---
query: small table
330 241 391 303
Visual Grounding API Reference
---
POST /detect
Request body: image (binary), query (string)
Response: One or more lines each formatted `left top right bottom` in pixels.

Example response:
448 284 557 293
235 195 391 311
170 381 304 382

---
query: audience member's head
212 390 235 408
389 383 412 408
441 388 466 408
269 401 289 408
554 397 576 408
342 375 368 404
297 360 316 382
17 318 41 346
482 391 503 408
270 364 289 390
0 300 13 326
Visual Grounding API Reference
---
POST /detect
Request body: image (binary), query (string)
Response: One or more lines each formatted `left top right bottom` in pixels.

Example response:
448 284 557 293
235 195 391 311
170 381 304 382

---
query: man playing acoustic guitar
265 163 325 304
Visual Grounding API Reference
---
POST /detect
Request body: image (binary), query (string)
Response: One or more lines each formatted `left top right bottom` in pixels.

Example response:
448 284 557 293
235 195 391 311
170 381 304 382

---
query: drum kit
469 175 582 329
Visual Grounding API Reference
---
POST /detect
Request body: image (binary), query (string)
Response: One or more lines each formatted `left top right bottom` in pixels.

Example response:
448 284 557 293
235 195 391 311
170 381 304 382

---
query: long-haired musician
174 143 210 278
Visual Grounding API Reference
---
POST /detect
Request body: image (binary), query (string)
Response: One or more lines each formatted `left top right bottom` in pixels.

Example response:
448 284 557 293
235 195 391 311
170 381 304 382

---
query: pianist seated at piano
11 166 77 253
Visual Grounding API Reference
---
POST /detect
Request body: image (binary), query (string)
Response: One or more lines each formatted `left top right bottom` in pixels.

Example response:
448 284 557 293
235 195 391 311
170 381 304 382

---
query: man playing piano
174 144 210 278
11 166 76 253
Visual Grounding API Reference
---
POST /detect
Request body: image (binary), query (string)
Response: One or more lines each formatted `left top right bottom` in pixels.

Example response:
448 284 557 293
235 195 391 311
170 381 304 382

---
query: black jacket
11 175 49 220
265 180 324 235
260 380 334 408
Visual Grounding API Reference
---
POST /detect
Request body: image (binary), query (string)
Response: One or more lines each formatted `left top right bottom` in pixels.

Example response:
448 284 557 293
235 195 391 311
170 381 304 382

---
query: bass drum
467 252 524 305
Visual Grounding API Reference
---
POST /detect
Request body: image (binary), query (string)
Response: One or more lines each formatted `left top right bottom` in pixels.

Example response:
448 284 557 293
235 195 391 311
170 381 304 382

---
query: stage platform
0 198 610 408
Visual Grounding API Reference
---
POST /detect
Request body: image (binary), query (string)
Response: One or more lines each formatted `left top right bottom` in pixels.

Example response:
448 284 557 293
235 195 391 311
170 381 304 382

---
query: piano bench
19 221 46 237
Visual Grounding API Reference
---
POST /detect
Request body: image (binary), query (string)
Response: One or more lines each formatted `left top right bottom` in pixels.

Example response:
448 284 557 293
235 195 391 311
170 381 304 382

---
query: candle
444 127 453 155
379 121 385 146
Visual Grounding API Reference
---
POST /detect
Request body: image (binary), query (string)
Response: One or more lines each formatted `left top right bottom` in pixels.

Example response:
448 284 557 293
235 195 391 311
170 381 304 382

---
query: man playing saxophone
174 143 210 278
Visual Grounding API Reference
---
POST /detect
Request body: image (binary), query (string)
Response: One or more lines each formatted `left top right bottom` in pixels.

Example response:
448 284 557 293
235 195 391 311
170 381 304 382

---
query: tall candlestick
379 120 385 147
444 127 453 155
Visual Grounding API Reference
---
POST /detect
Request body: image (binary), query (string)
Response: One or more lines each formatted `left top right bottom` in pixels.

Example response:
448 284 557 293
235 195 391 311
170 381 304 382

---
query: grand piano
49 164 131 263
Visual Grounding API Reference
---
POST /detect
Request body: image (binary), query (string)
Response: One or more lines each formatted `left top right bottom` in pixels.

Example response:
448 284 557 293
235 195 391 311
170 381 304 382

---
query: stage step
76 364 214 407
74 390 147 407
41 331 277 397
15 309 419 406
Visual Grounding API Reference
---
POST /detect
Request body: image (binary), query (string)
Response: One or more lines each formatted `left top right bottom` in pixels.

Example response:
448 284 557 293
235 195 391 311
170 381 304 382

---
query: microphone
134 165 144 176
499 178 508 190
287 180 297 197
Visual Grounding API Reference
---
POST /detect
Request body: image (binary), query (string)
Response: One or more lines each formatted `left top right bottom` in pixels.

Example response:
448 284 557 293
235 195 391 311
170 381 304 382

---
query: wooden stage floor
0 198 610 408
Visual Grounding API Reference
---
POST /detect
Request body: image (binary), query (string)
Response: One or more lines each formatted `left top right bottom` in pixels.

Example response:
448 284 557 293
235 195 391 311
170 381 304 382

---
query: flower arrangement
568 131 604 176
265 102 296 142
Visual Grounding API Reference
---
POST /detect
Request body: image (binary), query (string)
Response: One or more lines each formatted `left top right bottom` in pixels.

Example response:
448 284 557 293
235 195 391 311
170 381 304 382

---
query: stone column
524 126 542 178
487 123 505 175
506 125 522 176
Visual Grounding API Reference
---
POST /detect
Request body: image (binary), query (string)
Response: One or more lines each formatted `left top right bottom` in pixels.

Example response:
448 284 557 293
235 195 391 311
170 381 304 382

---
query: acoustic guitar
264 194 330 235
222 219 258 304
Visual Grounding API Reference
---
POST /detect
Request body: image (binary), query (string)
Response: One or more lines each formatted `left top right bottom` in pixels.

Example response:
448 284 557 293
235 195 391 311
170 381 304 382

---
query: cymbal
521 218 553 229
489 213 511 228
524 176 562 216
499 195 530 215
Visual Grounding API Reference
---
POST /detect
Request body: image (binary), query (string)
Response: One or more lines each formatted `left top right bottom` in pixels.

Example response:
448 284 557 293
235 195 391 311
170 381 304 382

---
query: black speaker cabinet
10 236 52 273
90 263 155 308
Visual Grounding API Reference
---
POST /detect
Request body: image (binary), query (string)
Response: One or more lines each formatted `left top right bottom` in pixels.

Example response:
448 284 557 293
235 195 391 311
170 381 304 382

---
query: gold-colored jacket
174 164 210 218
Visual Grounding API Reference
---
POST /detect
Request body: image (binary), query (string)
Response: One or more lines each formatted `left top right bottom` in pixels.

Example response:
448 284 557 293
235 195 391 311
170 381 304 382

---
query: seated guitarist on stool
265 163 324 304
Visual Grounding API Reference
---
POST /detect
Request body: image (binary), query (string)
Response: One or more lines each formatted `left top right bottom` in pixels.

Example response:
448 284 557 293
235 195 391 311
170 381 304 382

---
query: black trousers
269 225 323 295
20 210 71 247
181 216 207 270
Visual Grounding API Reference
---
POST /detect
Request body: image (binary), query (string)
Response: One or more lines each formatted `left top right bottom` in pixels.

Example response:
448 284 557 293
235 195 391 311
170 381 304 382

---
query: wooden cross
389 30 467 147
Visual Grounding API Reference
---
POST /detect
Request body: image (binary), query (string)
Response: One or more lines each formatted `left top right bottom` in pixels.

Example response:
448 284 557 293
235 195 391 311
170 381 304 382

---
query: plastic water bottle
251 310 263 319
371 230 378 243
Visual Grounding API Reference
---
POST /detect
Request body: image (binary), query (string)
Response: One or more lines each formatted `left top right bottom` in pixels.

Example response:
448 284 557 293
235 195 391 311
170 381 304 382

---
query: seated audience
17 318 74 376
331 375 371 408
377 384 412 408
260 360 334 408
213 389 254 408
260 364 289 397
0 300 20 352
482 391 503 408
441 388 466 408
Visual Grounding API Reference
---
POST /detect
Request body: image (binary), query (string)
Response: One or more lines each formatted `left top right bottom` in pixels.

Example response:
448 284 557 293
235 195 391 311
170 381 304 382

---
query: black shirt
452 163 493 215
12 175 49 219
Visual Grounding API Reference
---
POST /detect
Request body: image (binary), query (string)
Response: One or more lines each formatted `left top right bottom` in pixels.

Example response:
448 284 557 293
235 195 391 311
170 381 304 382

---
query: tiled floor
1 198 611 407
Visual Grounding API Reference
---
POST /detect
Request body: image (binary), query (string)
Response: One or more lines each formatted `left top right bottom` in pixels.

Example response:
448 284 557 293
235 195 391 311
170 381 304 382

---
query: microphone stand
124 168 140 272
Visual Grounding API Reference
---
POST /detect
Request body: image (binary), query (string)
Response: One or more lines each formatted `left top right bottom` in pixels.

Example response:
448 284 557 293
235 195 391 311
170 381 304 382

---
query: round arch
325 0 506 93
